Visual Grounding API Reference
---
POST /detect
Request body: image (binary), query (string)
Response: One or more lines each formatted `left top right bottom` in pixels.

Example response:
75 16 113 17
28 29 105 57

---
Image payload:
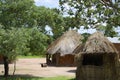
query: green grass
18 55 45 58
0 76 75 80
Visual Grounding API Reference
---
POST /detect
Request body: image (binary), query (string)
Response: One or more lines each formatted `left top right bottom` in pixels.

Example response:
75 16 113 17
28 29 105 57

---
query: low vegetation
18 55 45 59
0 76 75 80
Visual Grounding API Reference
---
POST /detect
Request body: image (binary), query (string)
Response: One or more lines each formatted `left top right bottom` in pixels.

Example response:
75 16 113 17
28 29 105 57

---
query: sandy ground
0 58 76 77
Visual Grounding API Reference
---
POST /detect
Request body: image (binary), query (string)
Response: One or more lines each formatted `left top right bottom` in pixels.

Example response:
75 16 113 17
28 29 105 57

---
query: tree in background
59 0 120 37
0 27 49 76
0 27 29 76
0 0 66 55
0 0 35 29
31 6 65 39
0 0 66 38
0 0 66 76
26 27 48 56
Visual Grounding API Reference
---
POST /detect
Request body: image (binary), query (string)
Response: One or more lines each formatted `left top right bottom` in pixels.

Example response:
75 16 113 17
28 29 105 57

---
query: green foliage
59 0 120 36
0 27 48 60
0 0 66 39
18 55 44 58
81 33 91 43
0 76 74 80
0 0 35 29
28 27 48 55
0 0 68 76
0 0 67 57
0 28 28 60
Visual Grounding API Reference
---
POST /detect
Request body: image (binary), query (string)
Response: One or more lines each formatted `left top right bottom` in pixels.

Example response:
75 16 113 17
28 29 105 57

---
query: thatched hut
75 32 119 80
46 30 83 66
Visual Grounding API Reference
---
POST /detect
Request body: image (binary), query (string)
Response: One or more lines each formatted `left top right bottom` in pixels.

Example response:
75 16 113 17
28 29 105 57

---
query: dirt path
0 58 76 77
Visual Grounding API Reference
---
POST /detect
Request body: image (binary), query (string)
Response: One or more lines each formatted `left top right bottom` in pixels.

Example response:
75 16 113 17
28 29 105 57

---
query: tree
0 27 48 76
25 27 48 56
0 0 67 76
0 0 66 39
0 0 35 29
59 0 120 36
0 28 30 76
31 6 65 39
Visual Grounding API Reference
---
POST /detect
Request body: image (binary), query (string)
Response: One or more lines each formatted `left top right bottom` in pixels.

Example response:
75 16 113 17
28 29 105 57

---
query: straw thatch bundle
47 30 83 56
73 44 84 54
83 32 118 53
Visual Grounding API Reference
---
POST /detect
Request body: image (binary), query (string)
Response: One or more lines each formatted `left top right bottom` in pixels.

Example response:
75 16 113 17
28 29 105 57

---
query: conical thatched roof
47 30 83 56
82 32 118 53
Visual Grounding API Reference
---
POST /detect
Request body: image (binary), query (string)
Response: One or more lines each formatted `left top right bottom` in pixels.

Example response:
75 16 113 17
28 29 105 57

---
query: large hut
75 32 119 80
46 30 83 66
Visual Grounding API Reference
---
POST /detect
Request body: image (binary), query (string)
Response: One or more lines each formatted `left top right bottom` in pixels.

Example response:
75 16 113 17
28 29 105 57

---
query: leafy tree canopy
0 0 35 29
59 0 120 37
0 27 27 60
0 0 67 76
0 27 48 59
0 0 67 39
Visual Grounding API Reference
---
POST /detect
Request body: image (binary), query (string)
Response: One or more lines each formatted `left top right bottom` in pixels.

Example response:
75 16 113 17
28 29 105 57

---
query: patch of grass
18 55 45 59
41 76 75 80
0 76 75 80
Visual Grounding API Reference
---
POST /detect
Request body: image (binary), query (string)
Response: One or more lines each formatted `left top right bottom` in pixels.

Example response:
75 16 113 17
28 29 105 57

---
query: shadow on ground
69 78 75 80
67 70 76 73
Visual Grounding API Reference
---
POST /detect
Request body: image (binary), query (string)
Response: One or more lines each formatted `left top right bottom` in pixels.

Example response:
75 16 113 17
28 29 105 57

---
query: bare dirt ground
0 58 76 77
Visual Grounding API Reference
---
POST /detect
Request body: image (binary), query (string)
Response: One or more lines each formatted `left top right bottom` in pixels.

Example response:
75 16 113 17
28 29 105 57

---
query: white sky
34 0 59 8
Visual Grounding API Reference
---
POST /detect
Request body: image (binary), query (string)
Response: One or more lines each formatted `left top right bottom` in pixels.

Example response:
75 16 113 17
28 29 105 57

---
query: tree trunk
13 61 16 75
3 56 9 76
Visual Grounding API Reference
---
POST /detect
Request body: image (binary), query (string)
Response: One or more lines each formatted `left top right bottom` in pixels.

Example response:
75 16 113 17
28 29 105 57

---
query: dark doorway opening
82 54 103 66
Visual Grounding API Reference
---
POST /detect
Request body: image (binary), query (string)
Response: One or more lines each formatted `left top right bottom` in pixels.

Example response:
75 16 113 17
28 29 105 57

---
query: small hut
46 30 83 66
75 32 119 80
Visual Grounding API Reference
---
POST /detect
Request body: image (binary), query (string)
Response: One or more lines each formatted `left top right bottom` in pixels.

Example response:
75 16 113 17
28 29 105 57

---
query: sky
34 0 59 8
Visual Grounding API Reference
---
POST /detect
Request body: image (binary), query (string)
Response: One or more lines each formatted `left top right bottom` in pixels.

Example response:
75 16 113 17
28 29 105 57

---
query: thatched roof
82 32 118 54
47 30 83 56
73 44 84 54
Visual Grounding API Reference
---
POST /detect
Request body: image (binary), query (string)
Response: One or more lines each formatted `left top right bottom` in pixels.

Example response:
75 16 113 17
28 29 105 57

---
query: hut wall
113 43 120 58
79 66 104 80
103 54 118 80
51 53 59 65
58 54 75 66
118 60 120 80
76 53 119 80
51 53 75 66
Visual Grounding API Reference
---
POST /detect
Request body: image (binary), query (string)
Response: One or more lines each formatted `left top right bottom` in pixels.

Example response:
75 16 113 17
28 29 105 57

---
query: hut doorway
82 54 103 66
46 53 60 65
